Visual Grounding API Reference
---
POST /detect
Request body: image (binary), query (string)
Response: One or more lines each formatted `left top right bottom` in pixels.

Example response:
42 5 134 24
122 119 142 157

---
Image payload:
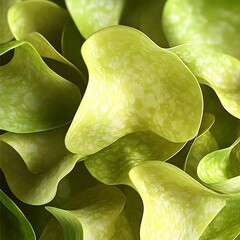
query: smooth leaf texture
163 0 240 59
41 185 125 240
200 196 240 240
0 41 81 133
65 0 125 39
170 44 240 119
0 190 36 240
184 113 219 180
65 25 203 156
130 161 226 240
8 0 68 51
22 32 86 90
85 131 184 185
197 137 240 194
0 126 81 205
0 0 20 44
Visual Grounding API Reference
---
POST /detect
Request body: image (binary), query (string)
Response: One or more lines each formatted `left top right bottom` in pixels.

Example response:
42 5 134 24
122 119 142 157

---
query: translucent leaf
130 161 226 240
65 25 203 155
197 137 240 194
0 126 81 205
0 190 36 240
65 0 125 38
0 41 81 133
41 185 125 240
8 0 68 51
170 45 240 119
163 0 240 59
85 131 184 185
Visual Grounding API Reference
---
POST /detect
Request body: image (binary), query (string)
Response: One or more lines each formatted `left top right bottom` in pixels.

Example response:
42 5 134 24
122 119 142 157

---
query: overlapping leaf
85 131 184 185
8 0 68 51
40 185 126 240
130 161 226 240
0 190 36 240
65 0 125 39
163 0 240 59
0 41 81 133
170 45 240 119
65 25 203 156
197 137 240 194
0 126 81 205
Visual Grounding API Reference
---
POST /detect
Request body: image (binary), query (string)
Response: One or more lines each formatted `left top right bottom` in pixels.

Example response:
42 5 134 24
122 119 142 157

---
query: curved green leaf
8 0 68 51
170 44 240 119
200 196 240 240
130 161 226 240
0 127 81 205
65 0 125 39
197 137 240 194
41 185 125 240
65 25 203 155
85 131 184 185
0 41 81 133
184 113 219 180
0 0 20 44
0 190 36 240
163 0 240 59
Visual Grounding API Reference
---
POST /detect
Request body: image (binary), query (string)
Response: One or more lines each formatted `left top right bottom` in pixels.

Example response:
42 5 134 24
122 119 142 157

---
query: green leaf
197 137 240 194
8 0 68 51
0 0 20 44
41 185 125 240
184 113 219 180
65 25 203 155
0 190 36 240
170 44 240 119
200 196 240 240
85 131 184 185
163 0 240 59
201 85 240 149
129 161 226 240
0 126 81 205
65 0 126 39
0 41 81 133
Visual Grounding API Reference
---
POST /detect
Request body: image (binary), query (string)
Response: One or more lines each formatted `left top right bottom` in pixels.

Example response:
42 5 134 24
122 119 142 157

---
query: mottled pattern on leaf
130 161 225 240
65 25 203 155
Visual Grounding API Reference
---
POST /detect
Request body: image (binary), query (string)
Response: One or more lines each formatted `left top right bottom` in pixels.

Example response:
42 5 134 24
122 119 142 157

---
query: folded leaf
170 45 240 119
198 137 240 194
8 0 68 51
0 190 36 240
163 0 240 59
0 127 81 205
65 0 125 39
85 131 184 185
65 25 203 155
41 185 125 240
0 41 81 133
0 0 20 44
130 161 226 240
